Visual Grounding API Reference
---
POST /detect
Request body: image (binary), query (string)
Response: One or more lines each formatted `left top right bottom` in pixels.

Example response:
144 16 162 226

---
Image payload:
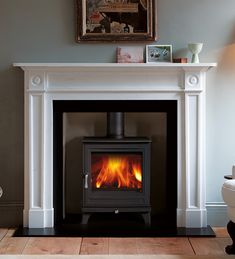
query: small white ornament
188 43 203 63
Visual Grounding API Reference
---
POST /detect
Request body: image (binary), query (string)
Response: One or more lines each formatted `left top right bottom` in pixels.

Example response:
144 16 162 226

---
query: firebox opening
91 152 143 190
53 100 177 233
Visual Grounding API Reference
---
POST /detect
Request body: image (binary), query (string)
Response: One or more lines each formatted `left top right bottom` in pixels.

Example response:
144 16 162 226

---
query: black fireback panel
53 100 177 228
82 137 151 224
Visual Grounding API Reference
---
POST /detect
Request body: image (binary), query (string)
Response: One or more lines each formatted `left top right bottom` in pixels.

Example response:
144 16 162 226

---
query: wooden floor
0 228 231 255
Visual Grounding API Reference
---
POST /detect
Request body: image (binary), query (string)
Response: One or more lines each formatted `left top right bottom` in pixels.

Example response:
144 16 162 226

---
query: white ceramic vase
188 43 203 63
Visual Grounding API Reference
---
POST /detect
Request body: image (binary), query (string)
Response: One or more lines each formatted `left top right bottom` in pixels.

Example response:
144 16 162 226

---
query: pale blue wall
1 0 235 226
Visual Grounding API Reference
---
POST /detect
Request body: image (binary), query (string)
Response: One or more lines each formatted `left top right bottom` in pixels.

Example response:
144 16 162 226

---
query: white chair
222 168 235 254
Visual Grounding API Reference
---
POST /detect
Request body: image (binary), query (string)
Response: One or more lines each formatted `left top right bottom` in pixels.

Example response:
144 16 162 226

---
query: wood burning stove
82 112 151 225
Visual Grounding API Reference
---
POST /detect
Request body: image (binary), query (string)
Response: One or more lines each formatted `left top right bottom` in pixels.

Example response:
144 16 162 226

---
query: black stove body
82 112 151 225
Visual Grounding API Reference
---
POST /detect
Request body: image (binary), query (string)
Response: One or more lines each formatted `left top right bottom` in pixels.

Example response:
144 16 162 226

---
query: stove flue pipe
107 112 124 139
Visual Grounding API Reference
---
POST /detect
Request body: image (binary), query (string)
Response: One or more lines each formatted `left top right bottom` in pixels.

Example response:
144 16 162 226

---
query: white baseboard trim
206 202 229 227
0 201 23 227
0 201 229 228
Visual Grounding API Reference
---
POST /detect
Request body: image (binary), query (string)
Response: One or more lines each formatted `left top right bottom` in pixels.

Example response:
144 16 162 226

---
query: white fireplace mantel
14 62 216 228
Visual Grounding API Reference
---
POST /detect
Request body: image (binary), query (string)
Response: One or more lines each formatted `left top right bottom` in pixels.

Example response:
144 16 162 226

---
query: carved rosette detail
187 74 199 86
31 75 42 86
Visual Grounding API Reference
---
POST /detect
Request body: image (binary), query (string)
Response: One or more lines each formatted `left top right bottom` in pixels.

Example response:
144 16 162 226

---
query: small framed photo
117 47 144 63
146 45 172 63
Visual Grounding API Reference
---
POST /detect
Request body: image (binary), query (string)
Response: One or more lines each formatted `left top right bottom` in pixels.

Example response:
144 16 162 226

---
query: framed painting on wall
76 0 156 42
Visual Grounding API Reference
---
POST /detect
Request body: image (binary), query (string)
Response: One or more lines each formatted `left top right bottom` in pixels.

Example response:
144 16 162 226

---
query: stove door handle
84 174 89 189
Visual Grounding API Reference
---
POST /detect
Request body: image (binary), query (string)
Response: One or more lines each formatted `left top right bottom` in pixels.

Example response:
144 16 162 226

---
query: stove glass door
91 152 143 191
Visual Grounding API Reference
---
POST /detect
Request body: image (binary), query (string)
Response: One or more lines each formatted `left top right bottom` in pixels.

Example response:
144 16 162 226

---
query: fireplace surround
14 62 216 229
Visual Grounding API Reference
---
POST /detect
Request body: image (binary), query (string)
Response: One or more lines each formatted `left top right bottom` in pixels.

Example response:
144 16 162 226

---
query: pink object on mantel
116 47 144 63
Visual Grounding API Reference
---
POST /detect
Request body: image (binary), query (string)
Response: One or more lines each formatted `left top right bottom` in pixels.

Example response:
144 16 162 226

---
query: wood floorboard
135 238 195 255
109 238 139 254
212 227 229 238
80 237 109 254
0 229 8 241
0 227 232 256
215 237 232 254
22 237 82 255
0 236 29 254
0 228 29 254
189 237 230 255
5 229 16 237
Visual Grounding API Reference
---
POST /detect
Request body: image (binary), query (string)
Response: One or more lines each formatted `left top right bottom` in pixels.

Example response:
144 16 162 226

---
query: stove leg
141 212 151 226
225 220 235 254
81 213 91 224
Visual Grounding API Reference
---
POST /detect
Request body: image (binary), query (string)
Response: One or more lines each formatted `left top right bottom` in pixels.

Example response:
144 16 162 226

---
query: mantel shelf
13 62 217 71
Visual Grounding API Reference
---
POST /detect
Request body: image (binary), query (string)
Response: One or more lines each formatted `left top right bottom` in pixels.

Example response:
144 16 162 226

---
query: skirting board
0 202 23 227
0 202 228 228
206 202 228 227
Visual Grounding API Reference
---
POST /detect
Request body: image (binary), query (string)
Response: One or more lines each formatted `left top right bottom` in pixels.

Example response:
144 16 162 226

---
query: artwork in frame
146 45 172 63
76 0 156 42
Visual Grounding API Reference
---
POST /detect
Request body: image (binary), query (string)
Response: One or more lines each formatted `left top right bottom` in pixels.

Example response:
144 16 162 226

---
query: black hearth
81 112 151 225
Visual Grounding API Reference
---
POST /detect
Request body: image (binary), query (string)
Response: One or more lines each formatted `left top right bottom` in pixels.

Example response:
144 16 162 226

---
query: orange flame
91 154 142 189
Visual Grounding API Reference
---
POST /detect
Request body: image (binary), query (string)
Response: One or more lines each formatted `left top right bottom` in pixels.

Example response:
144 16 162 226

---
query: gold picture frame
76 0 156 42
